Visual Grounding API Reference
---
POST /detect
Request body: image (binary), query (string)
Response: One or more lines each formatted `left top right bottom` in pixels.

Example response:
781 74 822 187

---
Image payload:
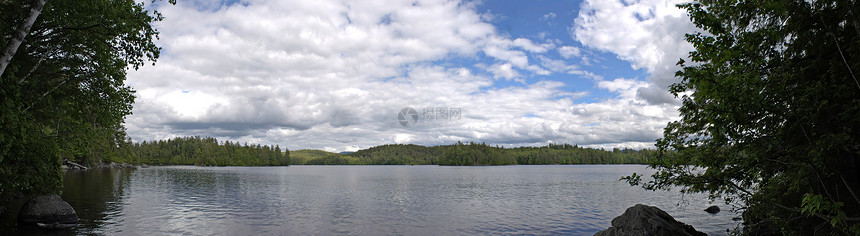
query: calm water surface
56 165 736 235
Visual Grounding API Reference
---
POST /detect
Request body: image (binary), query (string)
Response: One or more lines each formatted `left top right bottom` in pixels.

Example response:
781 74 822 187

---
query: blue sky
127 0 697 152
474 0 650 102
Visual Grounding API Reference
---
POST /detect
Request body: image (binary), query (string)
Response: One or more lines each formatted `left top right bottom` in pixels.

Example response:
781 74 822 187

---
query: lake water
52 165 737 235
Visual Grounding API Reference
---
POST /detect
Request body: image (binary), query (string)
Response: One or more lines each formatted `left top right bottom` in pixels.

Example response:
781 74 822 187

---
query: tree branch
17 50 50 84
772 202 860 222
61 23 103 32
841 175 860 207
22 76 69 113
0 0 48 78
819 15 860 91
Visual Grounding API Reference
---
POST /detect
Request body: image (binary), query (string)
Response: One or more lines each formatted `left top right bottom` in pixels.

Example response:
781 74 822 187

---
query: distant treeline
293 142 653 166
508 143 653 165
289 144 442 165
439 142 515 165
121 137 652 166
126 136 289 166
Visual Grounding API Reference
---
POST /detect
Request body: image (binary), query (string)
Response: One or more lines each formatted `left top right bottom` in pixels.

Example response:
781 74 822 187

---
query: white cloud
512 38 553 53
481 37 531 68
573 0 696 104
124 0 684 151
487 63 520 80
558 46 581 59
541 12 557 21
156 90 227 119
538 56 578 73
573 0 693 72
598 78 649 99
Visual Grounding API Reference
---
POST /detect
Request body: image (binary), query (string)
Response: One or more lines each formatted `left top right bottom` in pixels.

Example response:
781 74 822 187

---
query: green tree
438 142 515 166
626 0 860 234
125 136 290 166
1 0 169 202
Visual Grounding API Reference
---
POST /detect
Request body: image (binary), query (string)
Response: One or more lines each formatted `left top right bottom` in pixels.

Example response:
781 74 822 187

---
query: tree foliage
438 142 516 166
349 144 445 165
509 143 653 165
291 143 652 166
127 136 289 166
304 154 360 165
626 0 860 234
290 149 342 165
0 0 166 200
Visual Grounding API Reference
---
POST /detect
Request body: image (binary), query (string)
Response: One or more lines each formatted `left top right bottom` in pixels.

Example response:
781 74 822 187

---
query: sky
126 0 699 152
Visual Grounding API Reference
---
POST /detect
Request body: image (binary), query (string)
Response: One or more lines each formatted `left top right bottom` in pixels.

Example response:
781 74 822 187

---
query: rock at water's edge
705 205 720 214
101 162 135 168
62 159 88 170
594 204 706 236
18 194 78 225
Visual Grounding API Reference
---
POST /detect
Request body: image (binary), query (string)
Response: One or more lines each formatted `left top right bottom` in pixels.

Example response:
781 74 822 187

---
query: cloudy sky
126 0 698 152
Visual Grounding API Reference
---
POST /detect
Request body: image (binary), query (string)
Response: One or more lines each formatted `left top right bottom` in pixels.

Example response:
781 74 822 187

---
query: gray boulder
18 194 78 226
595 204 705 236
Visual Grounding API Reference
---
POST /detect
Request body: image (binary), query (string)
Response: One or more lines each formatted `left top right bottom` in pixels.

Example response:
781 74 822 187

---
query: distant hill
127 136 652 166
295 143 653 166
290 149 342 165
347 144 445 165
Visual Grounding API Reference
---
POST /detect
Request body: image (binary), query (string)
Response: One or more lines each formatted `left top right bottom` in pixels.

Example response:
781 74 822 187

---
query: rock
97 162 135 168
705 205 720 214
595 204 706 236
18 194 78 226
62 159 88 170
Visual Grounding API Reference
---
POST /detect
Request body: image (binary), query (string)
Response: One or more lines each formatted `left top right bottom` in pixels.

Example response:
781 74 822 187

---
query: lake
55 165 737 235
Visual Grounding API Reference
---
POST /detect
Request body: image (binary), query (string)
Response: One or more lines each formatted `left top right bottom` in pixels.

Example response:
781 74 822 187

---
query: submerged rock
705 205 720 214
18 194 78 226
594 204 706 236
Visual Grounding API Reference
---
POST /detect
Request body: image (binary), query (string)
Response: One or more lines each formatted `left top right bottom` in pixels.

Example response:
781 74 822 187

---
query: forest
124 136 289 166
291 142 652 166
1 0 169 207
3 0 856 234
98 136 650 166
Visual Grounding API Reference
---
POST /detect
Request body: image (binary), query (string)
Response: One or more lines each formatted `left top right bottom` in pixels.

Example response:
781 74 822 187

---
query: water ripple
59 165 739 235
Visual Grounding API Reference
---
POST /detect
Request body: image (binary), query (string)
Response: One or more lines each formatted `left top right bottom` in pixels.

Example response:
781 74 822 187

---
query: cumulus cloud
512 38 553 53
558 46 581 59
572 0 697 104
487 63 520 80
124 0 689 151
598 78 649 99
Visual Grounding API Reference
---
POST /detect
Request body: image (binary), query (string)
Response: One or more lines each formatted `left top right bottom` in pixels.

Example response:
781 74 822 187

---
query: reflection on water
63 168 136 235
53 165 736 235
